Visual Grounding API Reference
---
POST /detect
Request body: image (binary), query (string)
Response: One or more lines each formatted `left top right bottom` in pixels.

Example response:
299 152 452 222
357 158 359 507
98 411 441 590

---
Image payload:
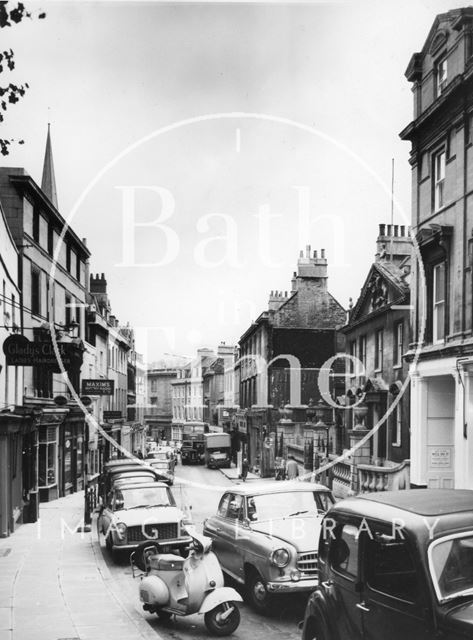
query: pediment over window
347 261 409 325
416 224 453 255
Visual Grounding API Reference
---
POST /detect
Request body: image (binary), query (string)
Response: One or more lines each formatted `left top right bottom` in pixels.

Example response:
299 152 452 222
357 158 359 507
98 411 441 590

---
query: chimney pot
306 245 311 258
299 250 303 258
379 223 384 236
314 250 318 259
387 225 392 236
400 225 405 237
321 248 326 259
394 225 399 237
285 291 287 297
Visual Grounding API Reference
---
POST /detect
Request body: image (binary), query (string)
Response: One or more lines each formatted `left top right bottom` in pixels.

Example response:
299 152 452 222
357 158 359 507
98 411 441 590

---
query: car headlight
115 522 127 539
270 548 290 568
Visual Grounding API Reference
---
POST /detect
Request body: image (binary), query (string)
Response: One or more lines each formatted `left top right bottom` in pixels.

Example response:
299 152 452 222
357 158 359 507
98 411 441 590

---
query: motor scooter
131 532 242 636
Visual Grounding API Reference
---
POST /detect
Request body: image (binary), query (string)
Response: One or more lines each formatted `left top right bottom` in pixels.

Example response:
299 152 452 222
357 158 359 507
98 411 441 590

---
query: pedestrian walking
241 457 249 482
285 455 299 480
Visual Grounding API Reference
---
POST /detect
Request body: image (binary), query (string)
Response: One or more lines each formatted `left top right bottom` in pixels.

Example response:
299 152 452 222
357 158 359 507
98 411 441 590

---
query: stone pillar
348 428 370 494
409 370 428 486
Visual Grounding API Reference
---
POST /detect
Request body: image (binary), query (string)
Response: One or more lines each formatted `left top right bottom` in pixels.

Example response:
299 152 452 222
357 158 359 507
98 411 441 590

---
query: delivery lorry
204 432 231 469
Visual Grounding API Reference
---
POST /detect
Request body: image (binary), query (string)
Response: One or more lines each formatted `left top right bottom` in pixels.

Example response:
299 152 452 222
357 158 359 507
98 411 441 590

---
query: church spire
41 123 58 209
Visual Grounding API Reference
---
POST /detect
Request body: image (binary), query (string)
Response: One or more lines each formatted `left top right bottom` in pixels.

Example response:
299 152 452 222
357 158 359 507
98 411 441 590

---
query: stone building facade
401 7 473 489
0 128 90 504
332 225 412 497
238 247 346 472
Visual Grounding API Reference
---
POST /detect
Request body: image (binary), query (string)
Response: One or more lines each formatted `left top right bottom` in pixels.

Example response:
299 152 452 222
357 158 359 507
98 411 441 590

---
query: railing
357 460 410 493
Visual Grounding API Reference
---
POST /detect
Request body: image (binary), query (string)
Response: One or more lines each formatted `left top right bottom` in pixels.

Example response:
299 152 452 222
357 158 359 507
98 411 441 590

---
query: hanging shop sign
81 379 115 395
2 334 75 367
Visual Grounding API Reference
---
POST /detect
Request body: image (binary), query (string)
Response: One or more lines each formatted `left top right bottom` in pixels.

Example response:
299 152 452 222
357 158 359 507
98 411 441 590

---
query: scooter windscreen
190 533 212 555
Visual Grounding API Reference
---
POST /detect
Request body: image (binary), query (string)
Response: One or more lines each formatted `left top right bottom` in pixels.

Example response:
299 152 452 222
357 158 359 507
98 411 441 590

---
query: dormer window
435 56 448 96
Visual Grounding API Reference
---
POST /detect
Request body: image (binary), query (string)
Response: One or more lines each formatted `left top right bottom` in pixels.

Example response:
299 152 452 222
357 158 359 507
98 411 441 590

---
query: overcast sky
0 0 463 362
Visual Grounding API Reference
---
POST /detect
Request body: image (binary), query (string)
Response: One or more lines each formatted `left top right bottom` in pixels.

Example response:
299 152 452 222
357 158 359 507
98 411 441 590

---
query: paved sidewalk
218 466 260 481
0 492 159 640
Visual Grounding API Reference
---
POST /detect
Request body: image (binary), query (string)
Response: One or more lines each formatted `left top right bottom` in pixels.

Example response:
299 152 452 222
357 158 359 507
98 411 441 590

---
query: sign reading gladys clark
2 334 74 367
81 379 115 395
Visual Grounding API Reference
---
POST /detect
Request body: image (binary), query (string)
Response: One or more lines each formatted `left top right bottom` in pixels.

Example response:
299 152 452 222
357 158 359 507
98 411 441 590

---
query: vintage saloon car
99 481 193 557
99 460 168 501
203 481 334 613
146 450 175 486
301 489 473 640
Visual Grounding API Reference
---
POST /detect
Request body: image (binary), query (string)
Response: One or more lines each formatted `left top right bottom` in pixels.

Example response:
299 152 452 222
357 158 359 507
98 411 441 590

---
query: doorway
425 375 455 488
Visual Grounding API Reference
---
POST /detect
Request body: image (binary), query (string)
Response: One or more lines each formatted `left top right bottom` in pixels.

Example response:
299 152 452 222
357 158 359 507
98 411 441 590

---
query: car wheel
246 569 273 614
204 602 240 636
305 618 331 640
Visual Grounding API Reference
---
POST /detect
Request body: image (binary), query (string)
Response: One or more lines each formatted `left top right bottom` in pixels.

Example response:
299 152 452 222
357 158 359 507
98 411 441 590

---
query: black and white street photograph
1 0 473 638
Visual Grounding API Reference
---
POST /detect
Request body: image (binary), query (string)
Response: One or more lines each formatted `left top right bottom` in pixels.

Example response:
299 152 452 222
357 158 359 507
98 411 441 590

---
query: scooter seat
148 553 185 571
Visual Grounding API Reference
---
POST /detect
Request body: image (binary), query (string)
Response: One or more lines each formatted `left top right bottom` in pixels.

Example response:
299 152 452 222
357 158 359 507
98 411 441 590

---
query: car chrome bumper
114 535 193 550
266 578 318 593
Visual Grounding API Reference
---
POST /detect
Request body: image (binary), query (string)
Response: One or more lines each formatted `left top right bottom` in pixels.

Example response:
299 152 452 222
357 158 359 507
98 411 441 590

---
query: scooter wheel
155 610 172 622
204 602 240 636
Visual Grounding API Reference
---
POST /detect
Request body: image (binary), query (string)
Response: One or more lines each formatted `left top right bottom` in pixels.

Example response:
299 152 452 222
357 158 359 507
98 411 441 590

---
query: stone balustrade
330 455 352 499
357 459 410 493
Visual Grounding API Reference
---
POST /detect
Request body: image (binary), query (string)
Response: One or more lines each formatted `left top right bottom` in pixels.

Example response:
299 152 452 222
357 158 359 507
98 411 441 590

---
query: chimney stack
375 223 412 264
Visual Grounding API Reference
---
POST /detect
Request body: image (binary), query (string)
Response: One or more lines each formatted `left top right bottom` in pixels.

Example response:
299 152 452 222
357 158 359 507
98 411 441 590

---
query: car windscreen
118 486 175 509
429 533 473 602
247 490 334 521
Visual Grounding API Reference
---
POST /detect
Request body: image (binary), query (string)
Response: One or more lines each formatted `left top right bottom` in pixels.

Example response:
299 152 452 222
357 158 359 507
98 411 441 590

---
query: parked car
100 462 168 501
203 481 334 613
99 481 193 557
146 451 175 486
301 489 473 640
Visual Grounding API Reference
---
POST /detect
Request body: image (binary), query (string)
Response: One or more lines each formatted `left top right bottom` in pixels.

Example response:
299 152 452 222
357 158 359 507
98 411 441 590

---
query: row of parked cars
98 452 190 558
97 456 473 638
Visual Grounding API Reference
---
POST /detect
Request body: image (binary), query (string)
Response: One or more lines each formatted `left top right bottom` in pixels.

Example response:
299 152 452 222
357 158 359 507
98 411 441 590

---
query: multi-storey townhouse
401 7 473 489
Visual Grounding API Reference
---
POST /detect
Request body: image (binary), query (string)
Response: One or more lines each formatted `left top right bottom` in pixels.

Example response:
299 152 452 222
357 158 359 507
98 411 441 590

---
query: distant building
238 247 346 471
146 367 178 441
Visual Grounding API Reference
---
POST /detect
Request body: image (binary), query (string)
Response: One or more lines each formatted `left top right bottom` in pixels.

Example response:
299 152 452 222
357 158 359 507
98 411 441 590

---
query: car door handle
207 525 222 533
321 580 333 589
356 602 370 613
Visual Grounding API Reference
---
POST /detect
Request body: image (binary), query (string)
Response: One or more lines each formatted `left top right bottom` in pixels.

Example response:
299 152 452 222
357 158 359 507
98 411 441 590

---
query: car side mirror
114 499 124 511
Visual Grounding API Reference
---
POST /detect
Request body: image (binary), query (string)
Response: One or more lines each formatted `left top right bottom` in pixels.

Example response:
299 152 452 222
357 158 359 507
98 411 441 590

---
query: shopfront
61 412 85 495
0 413 26 537
37 408 68 503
